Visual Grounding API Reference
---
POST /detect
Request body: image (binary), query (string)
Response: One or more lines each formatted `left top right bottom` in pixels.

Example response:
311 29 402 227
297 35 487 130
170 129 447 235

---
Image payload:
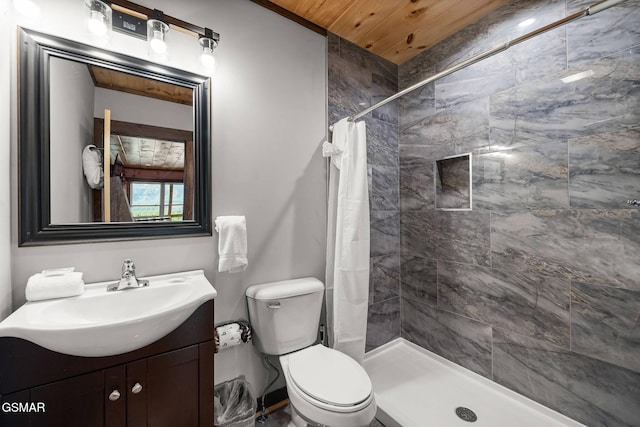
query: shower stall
328 0 640 425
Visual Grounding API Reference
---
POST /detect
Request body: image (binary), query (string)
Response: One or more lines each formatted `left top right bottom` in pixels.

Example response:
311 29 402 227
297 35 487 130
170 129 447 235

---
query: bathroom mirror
435 153 472 210
18 28 211 245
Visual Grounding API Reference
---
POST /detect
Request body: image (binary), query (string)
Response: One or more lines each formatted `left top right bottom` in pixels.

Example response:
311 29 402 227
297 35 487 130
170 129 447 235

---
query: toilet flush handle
266 301 281 309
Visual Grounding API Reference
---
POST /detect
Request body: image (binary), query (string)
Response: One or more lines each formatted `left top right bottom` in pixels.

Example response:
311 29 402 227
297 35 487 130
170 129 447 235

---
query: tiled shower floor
363 339 585 427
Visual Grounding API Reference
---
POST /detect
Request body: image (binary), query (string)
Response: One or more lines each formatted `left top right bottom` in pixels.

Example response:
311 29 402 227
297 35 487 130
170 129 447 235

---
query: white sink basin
0 270 216 357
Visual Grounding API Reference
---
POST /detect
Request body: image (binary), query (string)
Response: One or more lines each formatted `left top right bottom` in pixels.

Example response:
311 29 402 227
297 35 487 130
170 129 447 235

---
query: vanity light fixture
199 28 219 71
147 10 169 60
85 0 112 45
81 0 220 66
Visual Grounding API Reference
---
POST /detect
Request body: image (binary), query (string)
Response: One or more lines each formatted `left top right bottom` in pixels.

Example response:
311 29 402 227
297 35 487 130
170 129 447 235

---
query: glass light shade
200 53 215 69
199 37 217 71
150 36 167 54
147 19 169 59
85 0 112 44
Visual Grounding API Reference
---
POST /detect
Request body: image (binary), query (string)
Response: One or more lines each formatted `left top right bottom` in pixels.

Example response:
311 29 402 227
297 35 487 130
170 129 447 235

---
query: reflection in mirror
435 153 472 210
49 57 195 224
109 135 187 222
19 28 211 245
95 119 194 223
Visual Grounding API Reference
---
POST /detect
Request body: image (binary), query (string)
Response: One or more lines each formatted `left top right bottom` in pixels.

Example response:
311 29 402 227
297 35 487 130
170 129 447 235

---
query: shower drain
455 407 478 422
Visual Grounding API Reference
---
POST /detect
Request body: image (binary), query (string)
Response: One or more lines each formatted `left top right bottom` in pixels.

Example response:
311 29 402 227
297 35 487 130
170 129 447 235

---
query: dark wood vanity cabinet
126 345 200 427
0 301 215 427
1 371 106 427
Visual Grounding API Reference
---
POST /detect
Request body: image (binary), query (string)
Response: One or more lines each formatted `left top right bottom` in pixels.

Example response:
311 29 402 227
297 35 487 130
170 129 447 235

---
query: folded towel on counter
25 271 85 302
214 216 248 273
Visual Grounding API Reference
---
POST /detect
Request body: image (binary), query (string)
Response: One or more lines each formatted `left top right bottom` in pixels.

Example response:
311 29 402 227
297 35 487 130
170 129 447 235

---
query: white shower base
363 339 585 427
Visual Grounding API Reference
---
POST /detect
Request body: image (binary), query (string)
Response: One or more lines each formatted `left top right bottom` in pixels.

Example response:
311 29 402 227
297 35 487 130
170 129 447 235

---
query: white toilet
246 277 376 427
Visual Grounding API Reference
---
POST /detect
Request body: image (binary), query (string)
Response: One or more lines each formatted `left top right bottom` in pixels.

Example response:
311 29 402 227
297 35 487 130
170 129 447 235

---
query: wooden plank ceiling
253 0 509 64
89 66 193 106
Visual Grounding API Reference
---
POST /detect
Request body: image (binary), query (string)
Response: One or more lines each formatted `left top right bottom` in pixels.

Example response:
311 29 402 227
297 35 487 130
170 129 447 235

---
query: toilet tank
246 277 324 355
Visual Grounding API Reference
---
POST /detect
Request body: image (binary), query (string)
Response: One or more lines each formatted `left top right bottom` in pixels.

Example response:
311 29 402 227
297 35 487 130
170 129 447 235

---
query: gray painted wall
0 2 12 320
50 57 95 224
94 87 192 131
6 0 327 397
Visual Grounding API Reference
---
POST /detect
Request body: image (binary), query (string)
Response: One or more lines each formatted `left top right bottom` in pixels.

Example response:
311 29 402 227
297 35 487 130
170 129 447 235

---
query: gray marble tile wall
327 33 400 352
398 0 640 426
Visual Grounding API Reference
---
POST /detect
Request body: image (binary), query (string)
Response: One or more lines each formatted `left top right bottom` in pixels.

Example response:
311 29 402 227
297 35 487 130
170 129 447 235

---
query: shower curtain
324 117 370 364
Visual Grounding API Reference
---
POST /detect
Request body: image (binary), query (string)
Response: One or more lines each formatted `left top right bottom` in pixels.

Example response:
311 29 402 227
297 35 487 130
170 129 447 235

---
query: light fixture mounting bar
110 0 210 39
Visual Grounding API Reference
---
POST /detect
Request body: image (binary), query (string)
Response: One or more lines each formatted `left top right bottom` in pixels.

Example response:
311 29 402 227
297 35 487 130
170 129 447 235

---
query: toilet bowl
280 344 376 427
245 278 377 427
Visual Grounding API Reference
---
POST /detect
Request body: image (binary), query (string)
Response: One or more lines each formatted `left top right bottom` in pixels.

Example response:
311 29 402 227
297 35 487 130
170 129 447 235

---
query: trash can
214 377 257 427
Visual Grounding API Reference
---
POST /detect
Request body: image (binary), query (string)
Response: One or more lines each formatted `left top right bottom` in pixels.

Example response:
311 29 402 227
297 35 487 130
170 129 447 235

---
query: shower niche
435 153 472 210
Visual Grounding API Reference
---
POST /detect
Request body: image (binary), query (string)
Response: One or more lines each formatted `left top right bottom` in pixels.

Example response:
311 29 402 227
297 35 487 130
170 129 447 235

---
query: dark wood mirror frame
18 28 212 246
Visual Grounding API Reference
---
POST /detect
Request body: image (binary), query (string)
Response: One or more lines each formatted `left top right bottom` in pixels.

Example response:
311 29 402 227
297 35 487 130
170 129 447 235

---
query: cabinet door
104 365 126 427
128 344 200 427
199 340 215 426
147 344 200 426
30 370 105 427
1 342 212 427
0 390 31 427
127 358 148 426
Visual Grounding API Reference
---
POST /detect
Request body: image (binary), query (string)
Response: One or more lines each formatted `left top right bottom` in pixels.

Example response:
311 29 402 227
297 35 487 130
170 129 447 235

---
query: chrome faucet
107 259 149 292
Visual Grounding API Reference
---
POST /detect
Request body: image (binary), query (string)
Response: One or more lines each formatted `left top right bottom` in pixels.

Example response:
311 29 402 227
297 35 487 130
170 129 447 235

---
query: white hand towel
25 272 85 302
214 216 248 273
82 145 103 189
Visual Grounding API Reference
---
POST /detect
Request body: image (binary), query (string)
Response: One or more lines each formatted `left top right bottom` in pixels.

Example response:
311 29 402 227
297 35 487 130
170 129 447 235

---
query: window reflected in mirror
130 182 184 221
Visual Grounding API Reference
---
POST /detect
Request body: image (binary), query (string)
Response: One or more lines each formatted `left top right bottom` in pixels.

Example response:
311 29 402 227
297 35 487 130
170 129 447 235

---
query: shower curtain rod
339 0 627 125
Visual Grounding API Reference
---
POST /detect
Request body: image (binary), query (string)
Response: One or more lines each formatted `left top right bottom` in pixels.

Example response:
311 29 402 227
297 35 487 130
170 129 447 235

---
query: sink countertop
0 269 217 357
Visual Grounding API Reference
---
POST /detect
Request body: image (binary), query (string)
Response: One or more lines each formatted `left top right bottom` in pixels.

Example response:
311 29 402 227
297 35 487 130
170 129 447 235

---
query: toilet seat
286 345 373 412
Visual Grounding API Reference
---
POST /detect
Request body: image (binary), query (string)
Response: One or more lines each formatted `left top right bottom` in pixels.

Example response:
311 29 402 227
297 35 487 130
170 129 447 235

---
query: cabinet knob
109 390 121 401
131 383 143 394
